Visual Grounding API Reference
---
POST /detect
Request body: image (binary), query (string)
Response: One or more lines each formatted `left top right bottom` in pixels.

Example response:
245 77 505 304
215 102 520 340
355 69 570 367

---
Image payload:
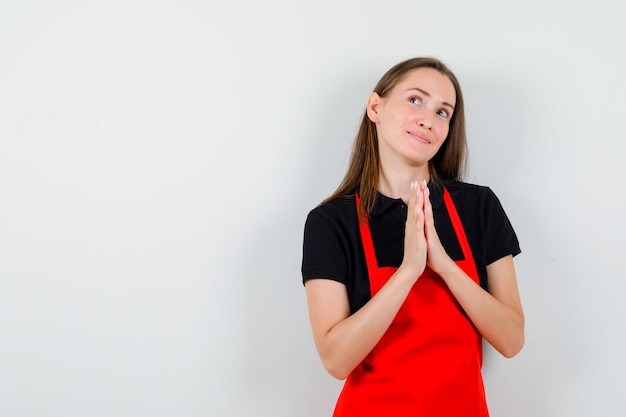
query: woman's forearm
437 256 525 358
306 265 419 380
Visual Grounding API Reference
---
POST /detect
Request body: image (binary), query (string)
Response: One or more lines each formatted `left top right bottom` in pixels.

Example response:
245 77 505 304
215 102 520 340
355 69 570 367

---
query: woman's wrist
432 258 461 281
396 262 424 285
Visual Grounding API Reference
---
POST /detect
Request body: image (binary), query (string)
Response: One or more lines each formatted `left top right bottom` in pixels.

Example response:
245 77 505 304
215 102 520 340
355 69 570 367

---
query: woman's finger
423 182 434 230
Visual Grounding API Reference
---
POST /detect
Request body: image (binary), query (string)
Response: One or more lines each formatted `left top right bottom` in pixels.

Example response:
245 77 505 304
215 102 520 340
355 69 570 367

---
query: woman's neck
378 164 430 203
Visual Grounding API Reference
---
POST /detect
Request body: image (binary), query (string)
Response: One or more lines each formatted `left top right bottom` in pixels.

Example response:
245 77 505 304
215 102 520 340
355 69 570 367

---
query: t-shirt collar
370 181 445 218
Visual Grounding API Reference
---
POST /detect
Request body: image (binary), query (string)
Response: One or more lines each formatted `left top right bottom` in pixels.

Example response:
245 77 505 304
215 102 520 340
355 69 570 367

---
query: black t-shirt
301 180 521 314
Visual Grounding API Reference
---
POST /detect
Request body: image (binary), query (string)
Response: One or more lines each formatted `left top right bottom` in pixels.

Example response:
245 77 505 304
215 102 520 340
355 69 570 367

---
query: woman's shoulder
443 179 491 192
440 180 513 222
306 194 358 225
441 180 500 203
310 193 356 212
442 180 515 227
304 195 360 259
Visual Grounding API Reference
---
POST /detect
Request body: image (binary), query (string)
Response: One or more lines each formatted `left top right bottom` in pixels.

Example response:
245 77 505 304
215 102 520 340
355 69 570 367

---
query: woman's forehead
391 68 456 103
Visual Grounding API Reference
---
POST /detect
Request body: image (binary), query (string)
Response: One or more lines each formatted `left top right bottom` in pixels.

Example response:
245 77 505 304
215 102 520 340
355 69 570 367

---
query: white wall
1 1 624 416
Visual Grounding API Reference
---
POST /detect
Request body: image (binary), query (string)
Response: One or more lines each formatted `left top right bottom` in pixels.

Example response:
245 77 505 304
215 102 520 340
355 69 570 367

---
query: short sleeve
301 206 351 285
483 188 521 265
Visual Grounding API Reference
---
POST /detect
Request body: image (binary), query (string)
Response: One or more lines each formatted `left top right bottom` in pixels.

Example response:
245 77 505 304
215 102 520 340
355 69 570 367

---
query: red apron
333 188 488 416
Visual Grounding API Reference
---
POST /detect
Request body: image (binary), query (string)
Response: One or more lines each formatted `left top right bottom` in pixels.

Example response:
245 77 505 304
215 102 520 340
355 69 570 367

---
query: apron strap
355 193 379 272
442 187 475 265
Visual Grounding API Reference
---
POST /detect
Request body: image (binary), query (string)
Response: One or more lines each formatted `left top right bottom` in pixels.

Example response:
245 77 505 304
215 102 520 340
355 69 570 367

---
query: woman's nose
418 112 433 129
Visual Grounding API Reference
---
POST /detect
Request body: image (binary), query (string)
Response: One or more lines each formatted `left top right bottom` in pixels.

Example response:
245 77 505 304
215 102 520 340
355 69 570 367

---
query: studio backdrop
1 1 625 416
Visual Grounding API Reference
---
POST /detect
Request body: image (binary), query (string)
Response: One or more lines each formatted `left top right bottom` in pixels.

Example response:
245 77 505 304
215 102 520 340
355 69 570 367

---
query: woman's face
367 67 456 169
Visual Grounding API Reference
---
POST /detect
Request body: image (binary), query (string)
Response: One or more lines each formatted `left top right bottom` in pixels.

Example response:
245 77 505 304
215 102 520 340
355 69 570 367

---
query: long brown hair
322 57 467 221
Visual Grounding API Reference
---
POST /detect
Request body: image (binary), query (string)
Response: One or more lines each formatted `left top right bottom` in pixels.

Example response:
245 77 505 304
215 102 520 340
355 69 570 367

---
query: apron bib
333 188 489 416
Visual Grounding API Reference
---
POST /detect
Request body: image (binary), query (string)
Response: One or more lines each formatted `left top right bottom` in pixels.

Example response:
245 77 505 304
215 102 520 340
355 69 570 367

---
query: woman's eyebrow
408 87 455 110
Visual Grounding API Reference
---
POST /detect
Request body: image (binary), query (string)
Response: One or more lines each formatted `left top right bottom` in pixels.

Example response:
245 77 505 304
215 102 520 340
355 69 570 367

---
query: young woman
301 57 524 416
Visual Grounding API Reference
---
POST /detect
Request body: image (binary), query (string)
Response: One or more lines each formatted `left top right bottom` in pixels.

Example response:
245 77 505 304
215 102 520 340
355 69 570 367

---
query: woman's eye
437 109 449 118
409 96 422 105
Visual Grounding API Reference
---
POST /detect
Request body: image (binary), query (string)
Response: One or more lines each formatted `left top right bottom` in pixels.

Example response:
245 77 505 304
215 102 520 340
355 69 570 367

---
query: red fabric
333 188 488 416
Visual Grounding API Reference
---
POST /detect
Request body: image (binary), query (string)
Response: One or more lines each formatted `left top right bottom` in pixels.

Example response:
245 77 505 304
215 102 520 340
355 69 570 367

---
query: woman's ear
366 92 381 123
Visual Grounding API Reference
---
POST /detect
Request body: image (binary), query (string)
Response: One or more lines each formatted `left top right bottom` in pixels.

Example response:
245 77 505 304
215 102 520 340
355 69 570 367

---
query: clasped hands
401 180 455 280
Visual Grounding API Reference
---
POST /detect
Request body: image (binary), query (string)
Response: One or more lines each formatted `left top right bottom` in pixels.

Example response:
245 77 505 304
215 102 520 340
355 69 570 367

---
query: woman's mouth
408 131 431 144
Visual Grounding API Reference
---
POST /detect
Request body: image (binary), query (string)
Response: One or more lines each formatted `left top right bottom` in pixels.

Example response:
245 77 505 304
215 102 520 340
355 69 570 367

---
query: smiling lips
408 131 431 144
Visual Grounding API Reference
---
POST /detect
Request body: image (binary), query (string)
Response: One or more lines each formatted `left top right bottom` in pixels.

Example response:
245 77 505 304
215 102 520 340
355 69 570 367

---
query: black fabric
301 180 521 314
